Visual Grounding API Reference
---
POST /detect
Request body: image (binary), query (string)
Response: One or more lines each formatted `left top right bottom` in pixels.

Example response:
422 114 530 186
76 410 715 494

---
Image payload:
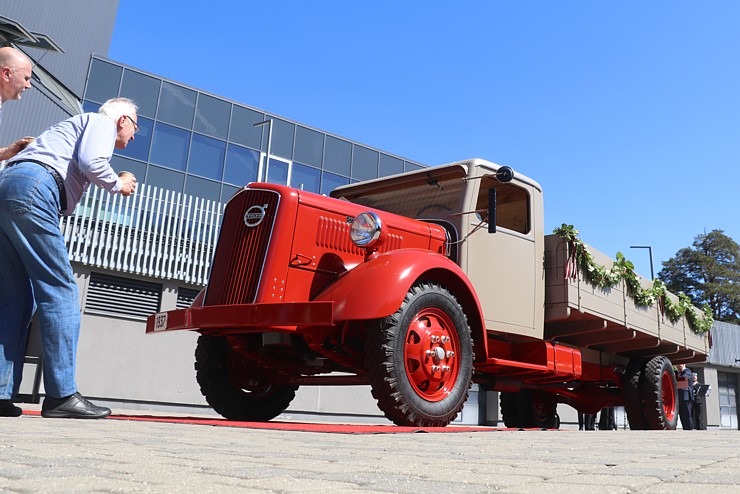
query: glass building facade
82 57 426 204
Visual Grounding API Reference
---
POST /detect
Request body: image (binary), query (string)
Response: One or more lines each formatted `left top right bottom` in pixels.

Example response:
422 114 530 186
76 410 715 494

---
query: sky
109 1 740 280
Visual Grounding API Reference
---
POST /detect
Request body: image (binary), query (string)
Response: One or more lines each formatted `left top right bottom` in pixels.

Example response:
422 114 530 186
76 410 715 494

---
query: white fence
61 184 225 286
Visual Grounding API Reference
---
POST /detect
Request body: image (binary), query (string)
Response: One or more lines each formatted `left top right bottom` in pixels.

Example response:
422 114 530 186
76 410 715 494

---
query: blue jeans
0 162 78 399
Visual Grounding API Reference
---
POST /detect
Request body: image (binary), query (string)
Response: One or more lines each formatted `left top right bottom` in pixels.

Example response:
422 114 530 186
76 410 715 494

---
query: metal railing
61 183 224 286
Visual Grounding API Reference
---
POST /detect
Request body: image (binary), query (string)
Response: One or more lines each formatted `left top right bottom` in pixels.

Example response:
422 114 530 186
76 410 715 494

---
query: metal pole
630 245 655 280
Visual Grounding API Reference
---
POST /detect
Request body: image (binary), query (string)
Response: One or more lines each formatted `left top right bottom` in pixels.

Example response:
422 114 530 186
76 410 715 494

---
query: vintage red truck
146 158 709 429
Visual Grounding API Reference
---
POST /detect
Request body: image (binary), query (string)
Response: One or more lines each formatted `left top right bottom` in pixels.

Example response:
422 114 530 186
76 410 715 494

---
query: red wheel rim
661 369 676 422
402 307 461 402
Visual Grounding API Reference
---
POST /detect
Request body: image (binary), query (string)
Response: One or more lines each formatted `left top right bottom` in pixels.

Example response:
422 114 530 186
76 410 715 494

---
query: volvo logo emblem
244 204 268 227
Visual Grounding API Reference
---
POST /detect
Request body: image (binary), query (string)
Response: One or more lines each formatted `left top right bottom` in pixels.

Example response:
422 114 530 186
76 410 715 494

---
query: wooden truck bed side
543 234 707 362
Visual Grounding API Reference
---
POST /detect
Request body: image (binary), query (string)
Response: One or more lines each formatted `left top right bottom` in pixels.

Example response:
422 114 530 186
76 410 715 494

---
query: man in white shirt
0 97 138 418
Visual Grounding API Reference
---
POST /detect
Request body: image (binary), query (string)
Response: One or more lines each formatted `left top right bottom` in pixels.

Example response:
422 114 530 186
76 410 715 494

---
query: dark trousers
578 412 596 430
678 399 693 430
692 400 706 430
599 407 616 430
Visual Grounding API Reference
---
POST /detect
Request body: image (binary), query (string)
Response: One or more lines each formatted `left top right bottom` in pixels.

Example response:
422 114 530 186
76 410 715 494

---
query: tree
658 230 740 324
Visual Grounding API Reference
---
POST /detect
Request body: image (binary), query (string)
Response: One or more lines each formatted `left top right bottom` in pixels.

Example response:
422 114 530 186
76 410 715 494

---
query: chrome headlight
350 212 383 248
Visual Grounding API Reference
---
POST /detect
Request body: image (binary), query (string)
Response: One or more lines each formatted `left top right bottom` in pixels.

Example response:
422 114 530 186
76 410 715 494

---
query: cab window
476 178 530 234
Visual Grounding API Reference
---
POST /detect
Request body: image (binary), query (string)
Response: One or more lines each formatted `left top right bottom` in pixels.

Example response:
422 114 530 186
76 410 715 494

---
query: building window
82 100 100 113
221 184 241 203
324 136 351 176
718 372 738 429
320 171 349 195
265 158 289 185
85 272 162 321
405 162 425 173
229 106 263 149
110 156 146 184
194 94 230 139
294 126 323 168
352 145 379 181
269 118 295 160
117 116 153 162
185 175 221 203
146 165 185 194
379 154 404 177
224 144 259 186
291 162 321 193
121 69 160 119
188 133 225 181
150 123 190 171
86 59 122 104
157 81 196 128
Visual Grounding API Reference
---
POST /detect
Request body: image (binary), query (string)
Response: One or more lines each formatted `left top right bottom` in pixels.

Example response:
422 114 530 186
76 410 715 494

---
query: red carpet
24 409 525 433
110 414 506 433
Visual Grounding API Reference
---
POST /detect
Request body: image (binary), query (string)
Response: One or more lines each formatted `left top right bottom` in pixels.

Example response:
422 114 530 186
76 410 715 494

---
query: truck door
463 174 540 339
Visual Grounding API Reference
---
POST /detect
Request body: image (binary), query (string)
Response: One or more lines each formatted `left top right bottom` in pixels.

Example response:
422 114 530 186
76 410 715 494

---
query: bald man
0 46 34 161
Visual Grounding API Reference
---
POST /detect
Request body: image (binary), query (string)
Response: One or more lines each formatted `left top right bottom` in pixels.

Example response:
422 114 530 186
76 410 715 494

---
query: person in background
676 363 694 430
0 46 34 162
598 407 617 430
578 411 596 430
691 373 707 430
0 97 138 418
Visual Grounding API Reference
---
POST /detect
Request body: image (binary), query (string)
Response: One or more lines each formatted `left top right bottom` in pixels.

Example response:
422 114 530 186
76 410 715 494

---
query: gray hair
98 97 138 122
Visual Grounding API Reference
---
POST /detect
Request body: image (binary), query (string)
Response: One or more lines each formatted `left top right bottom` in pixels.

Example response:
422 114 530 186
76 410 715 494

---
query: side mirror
488 188 497 234
495 166 514 183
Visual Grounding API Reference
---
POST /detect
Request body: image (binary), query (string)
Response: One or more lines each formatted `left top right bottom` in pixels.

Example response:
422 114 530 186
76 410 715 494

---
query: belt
6 159 68 212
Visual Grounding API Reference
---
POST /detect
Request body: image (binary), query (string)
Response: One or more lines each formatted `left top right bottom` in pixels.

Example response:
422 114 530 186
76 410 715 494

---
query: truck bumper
146 301 335 334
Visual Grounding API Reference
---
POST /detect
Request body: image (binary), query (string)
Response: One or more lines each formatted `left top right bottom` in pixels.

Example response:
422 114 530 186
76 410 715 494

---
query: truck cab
332 158 545 340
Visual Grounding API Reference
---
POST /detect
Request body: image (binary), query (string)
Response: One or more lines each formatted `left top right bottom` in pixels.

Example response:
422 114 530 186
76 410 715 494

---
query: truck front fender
313 249 487 358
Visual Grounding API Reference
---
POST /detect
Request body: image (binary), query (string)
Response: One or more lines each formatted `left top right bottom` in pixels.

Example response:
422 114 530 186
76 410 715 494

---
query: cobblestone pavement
1 407 739 493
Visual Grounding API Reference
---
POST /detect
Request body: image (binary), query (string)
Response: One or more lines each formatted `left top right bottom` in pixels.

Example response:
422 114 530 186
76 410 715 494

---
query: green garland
554 224 713 334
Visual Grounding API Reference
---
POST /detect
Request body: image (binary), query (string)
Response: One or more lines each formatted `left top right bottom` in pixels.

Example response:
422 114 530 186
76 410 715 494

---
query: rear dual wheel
622 355 678 430
500 390 558 429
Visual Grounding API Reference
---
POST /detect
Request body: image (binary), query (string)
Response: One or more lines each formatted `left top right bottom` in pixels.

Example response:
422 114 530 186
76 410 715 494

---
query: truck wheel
622 357 648 430
639 356 678 430
195 335 298 421
500 392 522 428
366 282 474 427
518 390 559 429
502 390 558 429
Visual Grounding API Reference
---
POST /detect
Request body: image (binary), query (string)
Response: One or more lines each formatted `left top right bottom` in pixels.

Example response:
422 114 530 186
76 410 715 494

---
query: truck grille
204 189 279 305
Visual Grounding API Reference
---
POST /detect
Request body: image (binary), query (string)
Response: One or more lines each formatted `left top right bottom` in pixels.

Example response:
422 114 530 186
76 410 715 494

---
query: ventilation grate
85 272 162 321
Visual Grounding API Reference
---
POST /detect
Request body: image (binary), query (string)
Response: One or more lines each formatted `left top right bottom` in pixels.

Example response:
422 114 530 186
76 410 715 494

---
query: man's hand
0 136 34 161
118 171 138 196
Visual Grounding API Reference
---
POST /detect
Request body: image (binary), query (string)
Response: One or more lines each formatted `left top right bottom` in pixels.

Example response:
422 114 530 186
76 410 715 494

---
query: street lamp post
253 118 273 181
630 245 655 280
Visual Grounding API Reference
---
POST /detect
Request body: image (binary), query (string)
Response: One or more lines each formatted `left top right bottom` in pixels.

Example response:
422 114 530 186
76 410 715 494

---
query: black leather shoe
0 400 22 417
41 392 111 419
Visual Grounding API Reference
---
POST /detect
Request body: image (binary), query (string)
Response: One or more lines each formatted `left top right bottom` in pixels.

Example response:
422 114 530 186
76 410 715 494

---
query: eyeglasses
125 115 140 133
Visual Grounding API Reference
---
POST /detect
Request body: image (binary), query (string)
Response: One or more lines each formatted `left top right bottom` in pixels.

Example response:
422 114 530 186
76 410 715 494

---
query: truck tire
194 335 298 421
366 282 474 427
639 356 678 430
500 392 522 428
501 390 558 429
518 390 559 429
622 357 648 430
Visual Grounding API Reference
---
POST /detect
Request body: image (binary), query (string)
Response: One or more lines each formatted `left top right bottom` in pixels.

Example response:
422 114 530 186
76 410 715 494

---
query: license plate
153 312 168 332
